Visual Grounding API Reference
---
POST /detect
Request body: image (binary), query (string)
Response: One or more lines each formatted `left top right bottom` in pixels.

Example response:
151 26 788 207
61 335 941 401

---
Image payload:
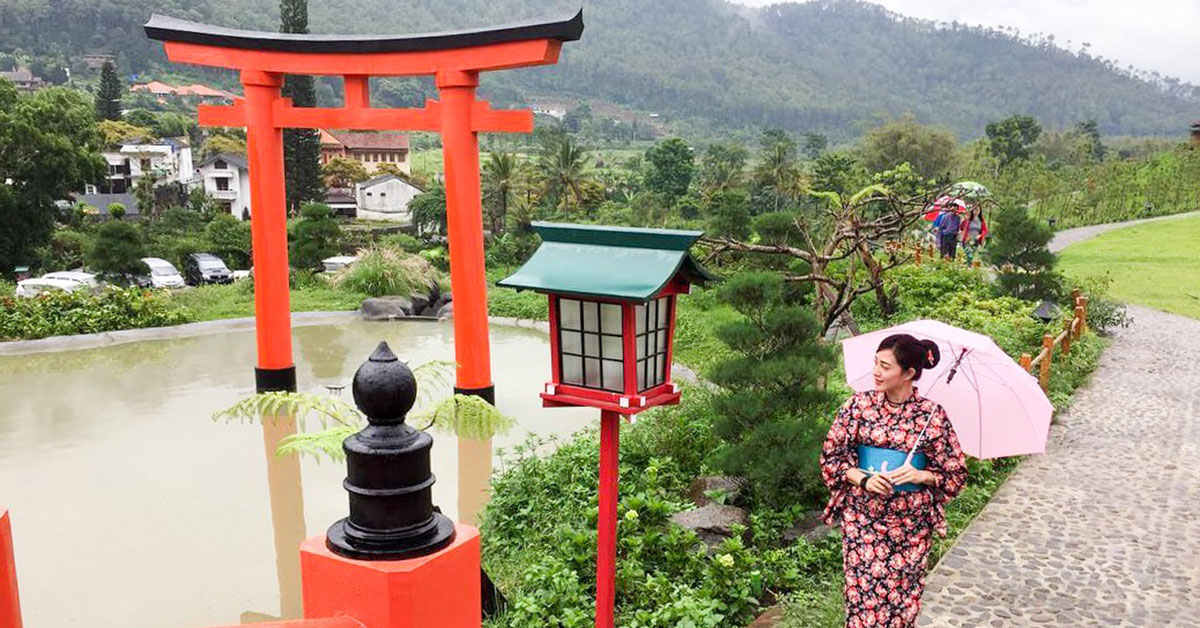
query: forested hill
1 0 1195 139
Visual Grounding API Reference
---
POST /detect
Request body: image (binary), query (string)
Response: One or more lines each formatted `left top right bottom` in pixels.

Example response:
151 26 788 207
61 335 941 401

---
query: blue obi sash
857 445 927 492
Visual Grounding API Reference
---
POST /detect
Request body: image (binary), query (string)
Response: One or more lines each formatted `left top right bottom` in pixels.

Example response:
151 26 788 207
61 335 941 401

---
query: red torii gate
144 11 584 401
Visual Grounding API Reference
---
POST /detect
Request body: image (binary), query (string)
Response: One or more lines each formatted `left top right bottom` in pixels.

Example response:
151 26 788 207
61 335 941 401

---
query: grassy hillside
1 0 1195 139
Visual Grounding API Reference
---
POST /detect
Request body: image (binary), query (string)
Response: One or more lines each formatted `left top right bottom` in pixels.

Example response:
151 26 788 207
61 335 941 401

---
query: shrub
289 203 342 270
984 205 1063 301
87 220 148 280
379 232 426 254
332 247 439 298
48 229 93 270
204 214 252 269
1073 273 1131 335
0 287 192 340
706 272 836 508
482 395 815 628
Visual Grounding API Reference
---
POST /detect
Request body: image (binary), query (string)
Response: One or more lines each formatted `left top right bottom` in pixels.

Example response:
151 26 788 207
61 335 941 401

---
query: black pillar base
326 512 456 561
454 384 495 405
255 366 297 393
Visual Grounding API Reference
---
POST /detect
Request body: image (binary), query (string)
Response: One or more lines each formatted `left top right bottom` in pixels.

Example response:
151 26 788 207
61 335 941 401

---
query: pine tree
984 205 1064 300
708 271 834 507
280 0 325 213
95 61 123 121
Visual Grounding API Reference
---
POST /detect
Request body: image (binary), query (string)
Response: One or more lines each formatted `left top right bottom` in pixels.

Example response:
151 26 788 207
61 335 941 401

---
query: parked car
322 255 358 273
14 277 87 298
39 271 98 288
183 253 234 286
140 257 185 289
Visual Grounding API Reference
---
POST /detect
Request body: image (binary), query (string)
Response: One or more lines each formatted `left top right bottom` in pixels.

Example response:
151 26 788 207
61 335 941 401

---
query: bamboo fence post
1038 334 1054 392
914 246 922 266
1020 353 1033 373
1073 304 1085 340
1079 296 1089 336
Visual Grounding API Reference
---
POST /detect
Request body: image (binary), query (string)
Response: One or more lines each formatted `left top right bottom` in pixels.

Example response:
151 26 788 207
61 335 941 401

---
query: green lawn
1058 214 1200 320
170 283 367 322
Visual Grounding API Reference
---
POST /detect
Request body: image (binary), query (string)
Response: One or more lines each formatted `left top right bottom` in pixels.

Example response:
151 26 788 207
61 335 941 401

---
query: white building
355 174 422 223
195 153 252 219
89 137 194 194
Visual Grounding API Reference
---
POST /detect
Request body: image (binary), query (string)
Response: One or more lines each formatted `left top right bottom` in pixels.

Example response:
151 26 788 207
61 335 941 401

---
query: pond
0 320 594 628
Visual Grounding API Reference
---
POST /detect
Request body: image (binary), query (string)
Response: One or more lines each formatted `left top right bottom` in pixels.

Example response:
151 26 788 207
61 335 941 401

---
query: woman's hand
881 465 933 487
864 474 894 495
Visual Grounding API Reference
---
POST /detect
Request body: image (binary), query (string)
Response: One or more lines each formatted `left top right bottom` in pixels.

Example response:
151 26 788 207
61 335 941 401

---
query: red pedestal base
300 524 481 628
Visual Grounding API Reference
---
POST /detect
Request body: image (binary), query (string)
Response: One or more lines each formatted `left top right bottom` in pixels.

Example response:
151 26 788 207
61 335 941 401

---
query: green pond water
0 319 593 628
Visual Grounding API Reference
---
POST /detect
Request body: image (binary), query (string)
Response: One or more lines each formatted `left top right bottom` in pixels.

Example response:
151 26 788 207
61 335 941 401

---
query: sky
728 0 1200 85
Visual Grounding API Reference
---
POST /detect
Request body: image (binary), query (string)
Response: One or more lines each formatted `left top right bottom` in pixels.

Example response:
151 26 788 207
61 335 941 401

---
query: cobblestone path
917 305 1200 626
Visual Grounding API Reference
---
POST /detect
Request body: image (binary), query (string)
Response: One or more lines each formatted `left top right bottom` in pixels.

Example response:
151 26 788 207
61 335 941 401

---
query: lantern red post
596 410 620 628
498 223 716 628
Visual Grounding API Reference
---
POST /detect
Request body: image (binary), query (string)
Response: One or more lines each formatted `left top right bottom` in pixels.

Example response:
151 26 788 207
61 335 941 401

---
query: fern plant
214 360 514 461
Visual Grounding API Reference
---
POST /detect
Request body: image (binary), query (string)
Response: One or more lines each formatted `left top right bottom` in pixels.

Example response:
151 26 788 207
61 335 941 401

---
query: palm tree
536 132 593 214
756 141 803 213
482 151 518 235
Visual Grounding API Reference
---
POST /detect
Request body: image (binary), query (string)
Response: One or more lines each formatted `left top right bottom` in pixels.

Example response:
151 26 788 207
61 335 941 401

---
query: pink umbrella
842 320 1053 459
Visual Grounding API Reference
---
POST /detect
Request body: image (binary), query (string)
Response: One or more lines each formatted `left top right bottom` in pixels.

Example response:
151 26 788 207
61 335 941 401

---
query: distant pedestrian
959 206 987 266
937 207 962 260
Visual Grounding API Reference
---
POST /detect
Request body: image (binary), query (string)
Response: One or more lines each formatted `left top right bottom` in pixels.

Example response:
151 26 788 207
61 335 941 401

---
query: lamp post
498 222 713 628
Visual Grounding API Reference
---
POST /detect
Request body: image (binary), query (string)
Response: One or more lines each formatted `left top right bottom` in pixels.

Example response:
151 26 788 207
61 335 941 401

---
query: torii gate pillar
438 69 491 398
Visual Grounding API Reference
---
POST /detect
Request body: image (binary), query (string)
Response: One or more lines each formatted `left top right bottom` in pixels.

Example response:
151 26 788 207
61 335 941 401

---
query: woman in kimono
820 334 969 628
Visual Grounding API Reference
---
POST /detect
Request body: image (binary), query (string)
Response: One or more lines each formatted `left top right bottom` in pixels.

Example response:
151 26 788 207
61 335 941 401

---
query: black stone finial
326 341 456 560
351 341 417 422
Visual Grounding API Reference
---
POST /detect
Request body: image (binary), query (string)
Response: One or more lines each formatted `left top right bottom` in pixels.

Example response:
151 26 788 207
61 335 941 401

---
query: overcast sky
729 0 1200 85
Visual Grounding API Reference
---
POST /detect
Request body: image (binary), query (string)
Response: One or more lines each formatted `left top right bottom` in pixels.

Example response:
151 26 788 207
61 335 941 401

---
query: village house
131 81 237 103
82 53 115 70
355 173 422 223
0 66 45 92
195 153 252 219
319 129 410 175
87 137 193 194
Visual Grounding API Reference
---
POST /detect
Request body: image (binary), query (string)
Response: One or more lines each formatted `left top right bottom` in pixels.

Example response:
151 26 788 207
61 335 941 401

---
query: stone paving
917 305 1200 627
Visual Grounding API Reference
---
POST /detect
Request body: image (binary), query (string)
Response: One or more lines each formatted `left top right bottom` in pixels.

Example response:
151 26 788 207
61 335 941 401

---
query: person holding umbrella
819 334 969 628
959 204 988 266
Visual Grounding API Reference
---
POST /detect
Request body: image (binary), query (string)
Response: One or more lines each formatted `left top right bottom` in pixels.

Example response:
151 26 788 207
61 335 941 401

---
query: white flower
717 553 735 568
624 509 639 522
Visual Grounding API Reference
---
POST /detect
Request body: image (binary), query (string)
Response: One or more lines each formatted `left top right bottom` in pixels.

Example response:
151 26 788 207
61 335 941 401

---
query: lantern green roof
496 222 715 301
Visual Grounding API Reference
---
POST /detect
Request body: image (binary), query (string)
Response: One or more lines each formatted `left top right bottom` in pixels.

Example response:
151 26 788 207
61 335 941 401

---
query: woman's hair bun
919 340 941 369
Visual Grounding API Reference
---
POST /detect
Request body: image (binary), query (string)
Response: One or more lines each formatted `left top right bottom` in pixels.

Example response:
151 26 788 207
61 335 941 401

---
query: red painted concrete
0 510 22 628
300 525 481 628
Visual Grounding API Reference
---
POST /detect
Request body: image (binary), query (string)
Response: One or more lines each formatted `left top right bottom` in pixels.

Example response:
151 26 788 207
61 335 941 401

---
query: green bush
289 203 343 270
487 284 548 320
379 232 427 254
47 228 93 270
87 220 148 280
482 393 827 628
332 247 439 298
707 272 836 508
0 287 192 340
204 214 252 269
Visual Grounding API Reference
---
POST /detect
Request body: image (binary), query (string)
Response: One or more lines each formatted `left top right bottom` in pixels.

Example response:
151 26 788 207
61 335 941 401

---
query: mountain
0 0 1195 139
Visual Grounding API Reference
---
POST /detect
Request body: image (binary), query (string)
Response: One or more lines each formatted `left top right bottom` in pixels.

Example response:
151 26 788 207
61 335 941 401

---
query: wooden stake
1038 334 1054 392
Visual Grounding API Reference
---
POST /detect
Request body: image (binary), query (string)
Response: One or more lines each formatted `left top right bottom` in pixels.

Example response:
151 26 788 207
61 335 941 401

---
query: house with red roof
319 129 411 175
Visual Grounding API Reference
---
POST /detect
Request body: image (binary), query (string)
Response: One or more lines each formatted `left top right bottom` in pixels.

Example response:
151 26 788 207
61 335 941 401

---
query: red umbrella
923 195 968 221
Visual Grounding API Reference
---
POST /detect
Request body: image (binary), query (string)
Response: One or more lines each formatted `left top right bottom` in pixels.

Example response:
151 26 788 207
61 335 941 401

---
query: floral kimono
820 390 968 628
